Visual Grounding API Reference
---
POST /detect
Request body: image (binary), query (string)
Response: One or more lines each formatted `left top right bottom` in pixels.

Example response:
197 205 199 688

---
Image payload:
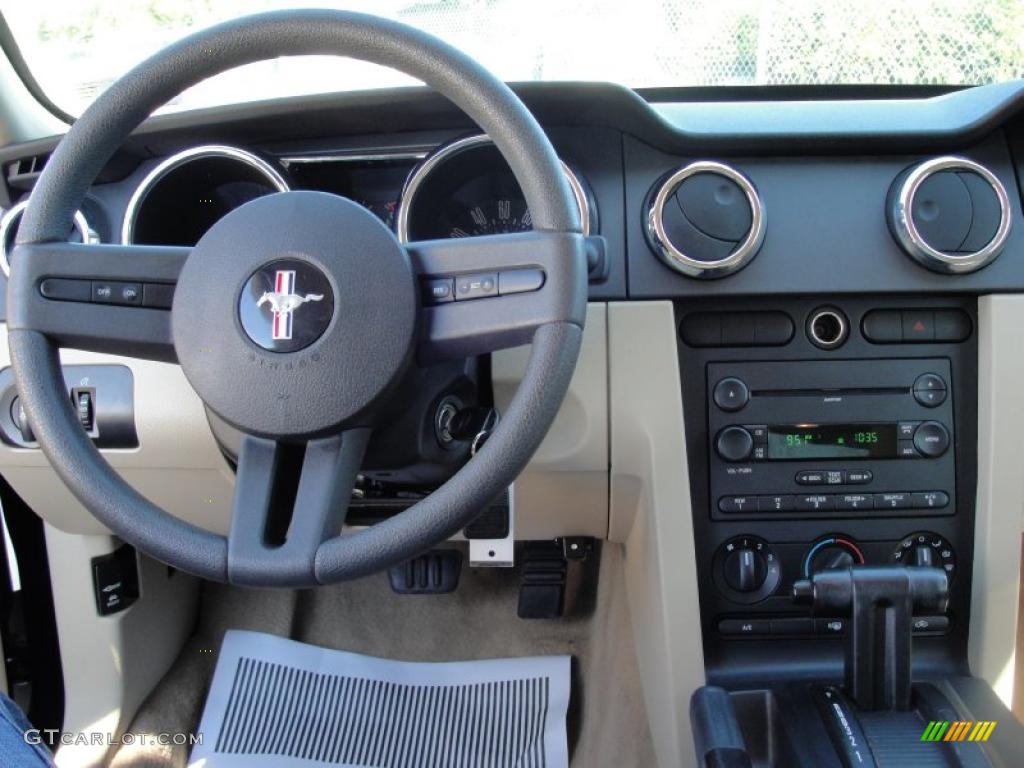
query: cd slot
751 387 908 398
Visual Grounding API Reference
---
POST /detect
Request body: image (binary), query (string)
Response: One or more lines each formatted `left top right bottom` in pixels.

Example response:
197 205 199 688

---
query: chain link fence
7 0 1024 116
646 0 1024 87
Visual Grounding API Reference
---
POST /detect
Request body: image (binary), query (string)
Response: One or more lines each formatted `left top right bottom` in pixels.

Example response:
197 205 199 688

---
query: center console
677 295 1024 766
680 296 976 672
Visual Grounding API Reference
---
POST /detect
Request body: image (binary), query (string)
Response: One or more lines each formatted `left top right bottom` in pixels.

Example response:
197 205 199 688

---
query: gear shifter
793 565 948 711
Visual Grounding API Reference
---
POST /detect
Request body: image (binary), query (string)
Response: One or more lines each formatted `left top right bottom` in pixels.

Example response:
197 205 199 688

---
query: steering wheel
5 10 587 587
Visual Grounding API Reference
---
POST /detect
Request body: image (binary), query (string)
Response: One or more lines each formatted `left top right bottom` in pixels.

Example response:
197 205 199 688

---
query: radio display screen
766 423 898 460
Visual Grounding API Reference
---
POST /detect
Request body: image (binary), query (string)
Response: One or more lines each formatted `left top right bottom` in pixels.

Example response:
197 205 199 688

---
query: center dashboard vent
887 156 1012 274
645 160 766 279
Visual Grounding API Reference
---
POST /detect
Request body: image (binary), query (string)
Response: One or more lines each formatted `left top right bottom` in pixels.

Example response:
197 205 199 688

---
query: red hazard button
901 310 935 342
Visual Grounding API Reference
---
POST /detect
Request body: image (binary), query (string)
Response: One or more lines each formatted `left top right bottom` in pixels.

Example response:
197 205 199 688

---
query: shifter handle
792 565 949 711
792 565 948 614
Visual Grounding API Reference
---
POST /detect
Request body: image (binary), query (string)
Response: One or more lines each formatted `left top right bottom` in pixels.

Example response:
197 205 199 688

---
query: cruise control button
454 273 498 300
718 619 770 636
92 282 116 302
757 495 795 513
911 491 950 510
142 282 175 309
498 269 545 295
718 496 756 513
40 277 91 302
91 281 142 305
874 492 911 509
846 470 873 484
796 494 835 511
837 493 872 511
423 278 454 304
117 283 142 304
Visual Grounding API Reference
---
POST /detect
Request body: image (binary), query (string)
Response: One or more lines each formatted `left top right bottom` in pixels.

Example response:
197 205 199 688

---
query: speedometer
395 134 595 242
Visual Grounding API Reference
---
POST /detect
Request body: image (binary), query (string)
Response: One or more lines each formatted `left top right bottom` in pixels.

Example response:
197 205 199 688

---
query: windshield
4 0 1024 118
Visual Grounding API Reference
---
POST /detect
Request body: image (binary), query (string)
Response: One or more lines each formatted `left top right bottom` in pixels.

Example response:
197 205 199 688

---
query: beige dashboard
1 297 1023 768
0 303 609 541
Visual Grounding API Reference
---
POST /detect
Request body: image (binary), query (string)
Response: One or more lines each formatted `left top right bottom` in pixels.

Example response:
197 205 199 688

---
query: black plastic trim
0 13 74 125
2 81 1024 175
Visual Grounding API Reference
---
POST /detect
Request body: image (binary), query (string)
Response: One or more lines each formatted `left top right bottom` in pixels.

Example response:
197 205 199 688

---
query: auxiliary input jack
807 307 849 350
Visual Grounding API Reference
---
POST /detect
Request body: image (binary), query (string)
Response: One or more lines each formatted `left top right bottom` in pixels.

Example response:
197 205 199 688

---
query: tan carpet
111 542 655 768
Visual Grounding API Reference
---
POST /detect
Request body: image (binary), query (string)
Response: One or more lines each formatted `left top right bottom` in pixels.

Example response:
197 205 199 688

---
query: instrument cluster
121 135 597 250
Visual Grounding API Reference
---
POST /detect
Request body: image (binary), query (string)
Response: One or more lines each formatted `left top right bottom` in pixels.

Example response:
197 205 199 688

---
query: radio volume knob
913 421 950 458
716 426 754 462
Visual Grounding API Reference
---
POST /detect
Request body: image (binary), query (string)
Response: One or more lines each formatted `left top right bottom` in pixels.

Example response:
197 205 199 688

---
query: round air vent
645 160 765 279
887 156 1011 274
0 200 93 277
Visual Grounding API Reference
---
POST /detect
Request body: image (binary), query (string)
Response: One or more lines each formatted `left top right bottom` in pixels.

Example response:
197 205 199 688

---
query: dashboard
1 83 1023 310
1 80 1024 690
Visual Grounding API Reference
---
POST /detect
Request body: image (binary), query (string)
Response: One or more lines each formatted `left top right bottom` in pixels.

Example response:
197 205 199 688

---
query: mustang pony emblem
256 270 324 340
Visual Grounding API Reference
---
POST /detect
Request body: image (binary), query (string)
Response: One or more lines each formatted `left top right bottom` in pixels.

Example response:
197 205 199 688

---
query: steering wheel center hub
172 190 417 437
239 259 335 352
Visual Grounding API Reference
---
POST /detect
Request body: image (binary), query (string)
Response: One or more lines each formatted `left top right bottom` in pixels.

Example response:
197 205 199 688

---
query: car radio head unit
706 358 956 519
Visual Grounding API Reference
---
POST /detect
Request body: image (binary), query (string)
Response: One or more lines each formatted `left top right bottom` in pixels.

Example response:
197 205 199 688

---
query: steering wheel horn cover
7 10 585 586
173 191 416 438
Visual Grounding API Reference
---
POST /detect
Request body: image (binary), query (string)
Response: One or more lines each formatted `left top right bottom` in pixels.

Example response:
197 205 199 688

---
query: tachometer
395 134 595 242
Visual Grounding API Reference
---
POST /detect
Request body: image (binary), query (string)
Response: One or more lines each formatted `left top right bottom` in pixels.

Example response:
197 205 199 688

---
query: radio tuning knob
913 421 950 458
716 426 754 462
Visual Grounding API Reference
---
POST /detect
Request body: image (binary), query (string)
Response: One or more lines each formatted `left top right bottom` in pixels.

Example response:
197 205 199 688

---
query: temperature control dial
891 532 956 582
713 535 781 604
803 535 866 578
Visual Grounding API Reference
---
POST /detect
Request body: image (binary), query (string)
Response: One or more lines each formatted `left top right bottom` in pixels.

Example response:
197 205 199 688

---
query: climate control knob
716 426 754 462
713 535 781 604
723 547 768 592
892 532 956 583
803 535 865 579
